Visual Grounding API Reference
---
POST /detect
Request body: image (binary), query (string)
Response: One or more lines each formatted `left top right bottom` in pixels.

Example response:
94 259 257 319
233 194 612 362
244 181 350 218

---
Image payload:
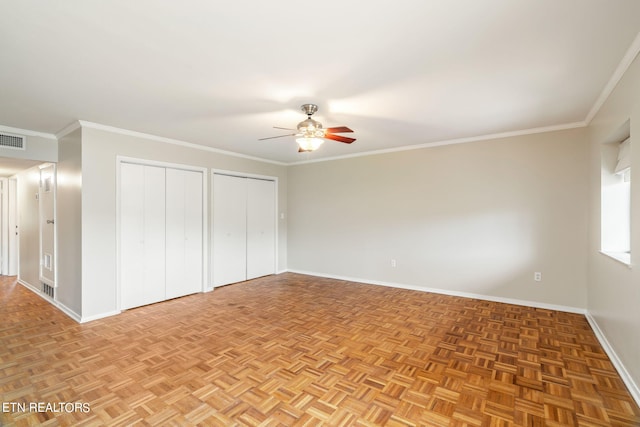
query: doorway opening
0 157 57 304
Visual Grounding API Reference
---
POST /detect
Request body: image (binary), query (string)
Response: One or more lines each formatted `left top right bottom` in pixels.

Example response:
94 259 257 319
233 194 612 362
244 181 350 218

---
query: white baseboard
18 279 83 323
285 269 639 407
18 278 41 294
57 302 82 323
285 269 586 314
586 313 640 407
80 310 121 323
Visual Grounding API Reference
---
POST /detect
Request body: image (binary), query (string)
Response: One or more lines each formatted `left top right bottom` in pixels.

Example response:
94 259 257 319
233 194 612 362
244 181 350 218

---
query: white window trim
600 250 632 268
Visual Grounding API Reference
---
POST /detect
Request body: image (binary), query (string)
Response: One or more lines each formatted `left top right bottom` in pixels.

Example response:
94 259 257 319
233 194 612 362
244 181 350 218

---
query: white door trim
0 178 7 275
38 164 56 289
8 177 18 276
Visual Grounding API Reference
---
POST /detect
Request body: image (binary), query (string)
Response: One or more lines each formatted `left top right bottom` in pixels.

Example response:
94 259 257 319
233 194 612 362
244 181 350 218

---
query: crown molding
0 124 56 140
289 121 587 165
77 121 287 166
0 117 596 167
55 121 82 139
10 27 640 168
287 31 640 166
585 31 640 124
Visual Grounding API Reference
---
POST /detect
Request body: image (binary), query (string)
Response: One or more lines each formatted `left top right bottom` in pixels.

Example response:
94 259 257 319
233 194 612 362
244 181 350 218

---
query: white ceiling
1 1 640 164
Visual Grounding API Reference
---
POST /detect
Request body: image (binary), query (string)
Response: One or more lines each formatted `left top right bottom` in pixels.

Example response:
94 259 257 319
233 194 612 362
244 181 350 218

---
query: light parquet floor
1 273 639 426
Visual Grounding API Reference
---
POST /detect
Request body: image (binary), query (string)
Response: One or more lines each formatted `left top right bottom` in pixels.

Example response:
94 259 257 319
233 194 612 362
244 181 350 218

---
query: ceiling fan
259 104 356 152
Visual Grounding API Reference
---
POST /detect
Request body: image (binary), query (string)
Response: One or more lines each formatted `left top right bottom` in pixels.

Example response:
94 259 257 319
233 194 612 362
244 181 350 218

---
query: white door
120 163 144 308
39 164 56 287
212 174 247 287
0 178 6 275
8 178 18 276
120 163 166 309
246 179 275 280
166 168 203 299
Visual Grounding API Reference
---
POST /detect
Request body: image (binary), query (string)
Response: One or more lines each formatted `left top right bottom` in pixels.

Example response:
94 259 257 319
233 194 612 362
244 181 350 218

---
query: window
601 121 631 265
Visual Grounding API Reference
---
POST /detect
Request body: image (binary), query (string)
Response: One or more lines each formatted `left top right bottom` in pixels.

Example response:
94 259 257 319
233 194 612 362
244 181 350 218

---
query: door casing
39 164 56 288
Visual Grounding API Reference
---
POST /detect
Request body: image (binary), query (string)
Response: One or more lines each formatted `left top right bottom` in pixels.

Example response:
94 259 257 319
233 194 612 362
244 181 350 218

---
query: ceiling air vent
0 133 26 150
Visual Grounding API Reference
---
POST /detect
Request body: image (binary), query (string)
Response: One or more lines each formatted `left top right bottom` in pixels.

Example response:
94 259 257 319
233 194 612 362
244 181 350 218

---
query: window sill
600 251 632 268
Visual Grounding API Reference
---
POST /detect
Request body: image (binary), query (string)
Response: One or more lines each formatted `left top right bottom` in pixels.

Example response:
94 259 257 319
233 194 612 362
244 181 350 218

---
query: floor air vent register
42 283 54 299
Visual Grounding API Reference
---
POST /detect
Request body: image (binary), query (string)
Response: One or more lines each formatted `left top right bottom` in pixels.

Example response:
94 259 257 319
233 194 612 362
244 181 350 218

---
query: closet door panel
120 163 145 310
213 174 247 286
142 165 167 305
183 170 203 293
120 164 166 309
246 179 275 280
165 168 186 299
166 168 202 299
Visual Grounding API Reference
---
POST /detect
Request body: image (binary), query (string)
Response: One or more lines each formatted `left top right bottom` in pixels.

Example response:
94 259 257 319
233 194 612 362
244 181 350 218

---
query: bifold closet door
213 174 276 286
212 174 247 286
166 168 203 299
120 163 166 310
246 178 275 280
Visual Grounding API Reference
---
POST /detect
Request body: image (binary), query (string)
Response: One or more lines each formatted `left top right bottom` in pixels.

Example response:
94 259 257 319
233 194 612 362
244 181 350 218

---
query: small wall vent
0 133 26 150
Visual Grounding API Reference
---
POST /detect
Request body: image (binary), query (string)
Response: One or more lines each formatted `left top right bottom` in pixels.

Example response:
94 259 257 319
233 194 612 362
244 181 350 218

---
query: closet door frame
211 169 278 287
116 156 208 312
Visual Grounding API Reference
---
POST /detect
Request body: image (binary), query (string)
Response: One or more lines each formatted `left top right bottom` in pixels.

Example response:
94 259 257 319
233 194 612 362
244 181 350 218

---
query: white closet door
121 164 166 309
246 179 275 280
213 174 247 286
183 170 203 293
166 168 203 299
143 166 167 305
120 163 144 309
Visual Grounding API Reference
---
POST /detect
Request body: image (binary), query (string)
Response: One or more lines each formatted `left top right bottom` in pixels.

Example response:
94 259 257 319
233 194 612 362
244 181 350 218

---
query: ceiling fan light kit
259 104 356 152
296 137 324 152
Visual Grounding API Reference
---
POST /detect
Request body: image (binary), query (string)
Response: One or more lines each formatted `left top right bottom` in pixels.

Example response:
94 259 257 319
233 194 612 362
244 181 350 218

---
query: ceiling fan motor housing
298 104 324 137
300 103 318 116
297 117 323 133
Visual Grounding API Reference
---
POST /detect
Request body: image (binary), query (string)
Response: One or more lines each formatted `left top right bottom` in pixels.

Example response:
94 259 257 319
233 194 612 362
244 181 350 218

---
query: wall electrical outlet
391 259 397 268
534 272 542 282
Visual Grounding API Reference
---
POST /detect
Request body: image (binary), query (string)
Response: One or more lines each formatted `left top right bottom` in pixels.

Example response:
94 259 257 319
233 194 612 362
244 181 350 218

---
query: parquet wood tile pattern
1 274 638 426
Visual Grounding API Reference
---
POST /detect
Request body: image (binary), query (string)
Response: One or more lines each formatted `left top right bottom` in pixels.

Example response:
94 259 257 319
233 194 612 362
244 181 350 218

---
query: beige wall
80 127 288 319
17 165 41 288
56 128 82 315
288 127 589 310
587 51 640 395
